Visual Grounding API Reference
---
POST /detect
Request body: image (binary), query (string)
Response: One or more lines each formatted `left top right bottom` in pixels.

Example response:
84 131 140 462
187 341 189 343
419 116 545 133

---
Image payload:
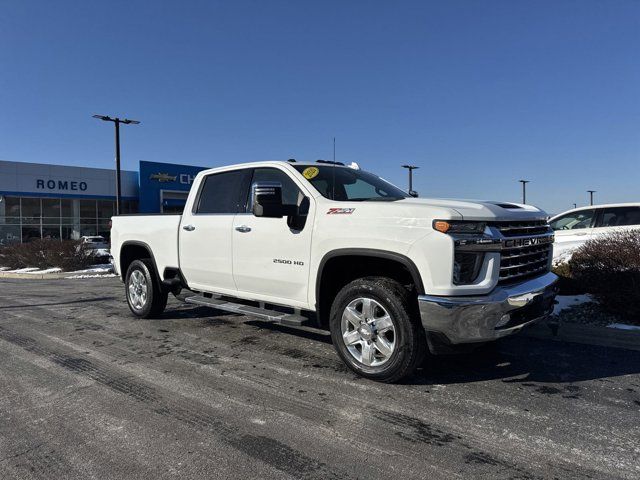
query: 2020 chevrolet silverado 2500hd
111 160 558 382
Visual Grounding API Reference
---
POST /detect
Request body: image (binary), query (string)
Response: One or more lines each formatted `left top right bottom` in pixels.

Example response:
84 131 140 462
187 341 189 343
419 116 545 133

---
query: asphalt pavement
0 277 639 479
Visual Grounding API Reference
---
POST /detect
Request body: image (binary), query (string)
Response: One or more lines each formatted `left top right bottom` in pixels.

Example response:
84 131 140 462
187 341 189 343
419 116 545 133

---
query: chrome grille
494 219 553 284
490 220 550 237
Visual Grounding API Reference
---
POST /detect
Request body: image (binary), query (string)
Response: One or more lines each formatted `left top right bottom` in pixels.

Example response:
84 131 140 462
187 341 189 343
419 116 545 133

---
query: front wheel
125 259 168 318
329 277 426 383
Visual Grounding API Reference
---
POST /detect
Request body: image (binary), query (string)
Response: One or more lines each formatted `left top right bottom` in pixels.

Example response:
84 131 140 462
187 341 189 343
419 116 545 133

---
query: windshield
293 165 408 201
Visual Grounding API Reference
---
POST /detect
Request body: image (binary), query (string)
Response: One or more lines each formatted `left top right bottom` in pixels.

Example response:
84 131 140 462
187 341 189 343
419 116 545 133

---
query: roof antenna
332 137 336 201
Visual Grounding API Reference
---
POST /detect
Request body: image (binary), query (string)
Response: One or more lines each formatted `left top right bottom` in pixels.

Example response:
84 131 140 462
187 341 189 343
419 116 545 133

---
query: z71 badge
327 208 355 215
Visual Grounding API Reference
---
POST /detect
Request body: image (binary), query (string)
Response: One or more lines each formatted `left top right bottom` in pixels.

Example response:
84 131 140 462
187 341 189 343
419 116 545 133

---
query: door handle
182 224 196 231
235 225 251 233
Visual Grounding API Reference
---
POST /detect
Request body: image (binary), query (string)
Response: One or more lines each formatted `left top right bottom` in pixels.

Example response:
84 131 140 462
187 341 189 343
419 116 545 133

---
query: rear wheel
125 259 168 318
329 277 426 383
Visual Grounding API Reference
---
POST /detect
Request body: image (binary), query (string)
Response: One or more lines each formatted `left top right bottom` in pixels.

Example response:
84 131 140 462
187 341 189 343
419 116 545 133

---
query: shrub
551 260 585 295
0 239 95 271
569 230 640 317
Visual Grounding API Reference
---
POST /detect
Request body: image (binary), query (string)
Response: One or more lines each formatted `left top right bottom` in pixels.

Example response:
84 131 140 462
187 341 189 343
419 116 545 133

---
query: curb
0 271 70 279
523 319 640 352
0 271 115 280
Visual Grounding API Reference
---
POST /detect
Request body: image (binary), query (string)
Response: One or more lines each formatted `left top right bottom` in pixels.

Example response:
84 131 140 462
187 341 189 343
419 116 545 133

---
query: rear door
593 206 640 237
179 169 251 294
549 208 596 259
232 167 315 307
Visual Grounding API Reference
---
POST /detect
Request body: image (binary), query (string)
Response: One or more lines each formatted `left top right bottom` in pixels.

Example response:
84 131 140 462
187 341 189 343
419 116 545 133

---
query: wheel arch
314 248 424 327
119 241 160 283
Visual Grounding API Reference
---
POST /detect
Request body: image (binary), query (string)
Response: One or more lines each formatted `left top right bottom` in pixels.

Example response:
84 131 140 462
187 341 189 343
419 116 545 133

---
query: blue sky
1 0 638 213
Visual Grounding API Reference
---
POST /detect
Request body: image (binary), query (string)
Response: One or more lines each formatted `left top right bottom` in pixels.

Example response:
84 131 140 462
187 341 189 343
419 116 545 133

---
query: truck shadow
410 336 640 385
159 304 640 386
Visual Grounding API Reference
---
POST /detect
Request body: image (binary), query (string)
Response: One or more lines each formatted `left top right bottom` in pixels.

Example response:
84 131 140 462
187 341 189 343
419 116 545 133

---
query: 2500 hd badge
273 258 304 266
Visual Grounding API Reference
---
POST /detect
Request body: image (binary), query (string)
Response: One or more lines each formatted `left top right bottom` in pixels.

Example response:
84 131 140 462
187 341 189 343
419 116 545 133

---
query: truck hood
395 197 548 221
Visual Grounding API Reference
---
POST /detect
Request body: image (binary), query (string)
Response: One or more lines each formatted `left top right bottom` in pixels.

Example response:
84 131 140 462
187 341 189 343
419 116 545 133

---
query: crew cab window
195 170 249 214
247 168 301 209
598 207 640 227
549 210 595 230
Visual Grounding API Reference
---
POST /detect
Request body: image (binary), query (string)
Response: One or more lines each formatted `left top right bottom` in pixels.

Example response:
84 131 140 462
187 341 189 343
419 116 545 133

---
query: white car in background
80 235 111 261
549 203 640 262
81 235 109 250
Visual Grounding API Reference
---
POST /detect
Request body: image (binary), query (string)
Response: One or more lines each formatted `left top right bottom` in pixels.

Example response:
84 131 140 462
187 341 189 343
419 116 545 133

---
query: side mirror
252 182 284 218
409 190 419 198
287 196 310 231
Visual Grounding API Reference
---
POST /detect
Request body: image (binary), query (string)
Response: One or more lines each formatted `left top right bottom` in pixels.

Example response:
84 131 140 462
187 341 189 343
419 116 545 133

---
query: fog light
453 252 484 285
496 314 511 328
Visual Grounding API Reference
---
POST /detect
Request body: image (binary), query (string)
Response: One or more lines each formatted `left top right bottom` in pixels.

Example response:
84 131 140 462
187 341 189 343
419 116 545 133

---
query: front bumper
418 272 558 344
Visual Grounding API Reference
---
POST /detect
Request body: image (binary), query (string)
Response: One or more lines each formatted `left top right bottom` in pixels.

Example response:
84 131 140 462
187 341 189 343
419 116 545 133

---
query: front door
232 167 315 308
179 168 250 294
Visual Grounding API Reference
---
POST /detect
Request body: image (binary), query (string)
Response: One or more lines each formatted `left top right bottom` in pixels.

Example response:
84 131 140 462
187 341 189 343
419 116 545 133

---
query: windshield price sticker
302 167 319 179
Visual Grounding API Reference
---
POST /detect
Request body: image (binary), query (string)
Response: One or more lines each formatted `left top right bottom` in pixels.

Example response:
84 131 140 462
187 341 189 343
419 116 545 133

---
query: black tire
125 258 168 318
329 276 426 383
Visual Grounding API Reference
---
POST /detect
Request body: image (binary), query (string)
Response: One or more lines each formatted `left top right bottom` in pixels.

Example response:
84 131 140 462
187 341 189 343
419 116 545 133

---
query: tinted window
549 210 595 231
293 165 408 201
598 207 640 227
248 168 301 210
196 170 248 214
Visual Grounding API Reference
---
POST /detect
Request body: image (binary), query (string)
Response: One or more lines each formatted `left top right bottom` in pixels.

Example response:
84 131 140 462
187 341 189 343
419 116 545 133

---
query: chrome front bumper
418 272 559 345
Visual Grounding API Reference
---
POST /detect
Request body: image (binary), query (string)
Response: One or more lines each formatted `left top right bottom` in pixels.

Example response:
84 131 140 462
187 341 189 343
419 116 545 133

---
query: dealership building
0 159 207 244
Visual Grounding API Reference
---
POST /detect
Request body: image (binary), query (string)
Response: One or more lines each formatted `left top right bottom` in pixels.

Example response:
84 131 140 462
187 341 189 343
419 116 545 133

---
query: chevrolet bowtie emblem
149 173 177 182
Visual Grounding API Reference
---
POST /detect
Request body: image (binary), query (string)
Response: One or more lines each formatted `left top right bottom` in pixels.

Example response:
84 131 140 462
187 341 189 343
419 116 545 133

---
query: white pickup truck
111 160 558 382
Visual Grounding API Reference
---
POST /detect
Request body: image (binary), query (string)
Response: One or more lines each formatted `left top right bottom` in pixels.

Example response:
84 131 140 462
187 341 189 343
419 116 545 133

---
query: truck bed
110 214 182 276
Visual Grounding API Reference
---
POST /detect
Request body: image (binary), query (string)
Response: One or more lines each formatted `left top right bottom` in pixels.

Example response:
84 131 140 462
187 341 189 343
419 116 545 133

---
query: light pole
518 179 530 204
93 115 140 215
402 165 419 196
587 190 596 206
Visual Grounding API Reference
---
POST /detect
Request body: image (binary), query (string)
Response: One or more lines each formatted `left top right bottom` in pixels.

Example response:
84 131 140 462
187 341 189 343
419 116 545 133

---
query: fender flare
315 248 425 306
120 240 160 283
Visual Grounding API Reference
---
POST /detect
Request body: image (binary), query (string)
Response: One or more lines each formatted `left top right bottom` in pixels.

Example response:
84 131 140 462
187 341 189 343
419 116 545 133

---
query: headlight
433 220 487 234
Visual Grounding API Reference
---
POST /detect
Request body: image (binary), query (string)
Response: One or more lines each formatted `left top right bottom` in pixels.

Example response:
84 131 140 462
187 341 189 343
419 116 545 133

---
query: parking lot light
93 114 141 215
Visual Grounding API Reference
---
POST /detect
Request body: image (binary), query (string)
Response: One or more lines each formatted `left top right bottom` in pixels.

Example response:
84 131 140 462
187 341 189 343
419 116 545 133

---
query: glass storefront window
0 225 21 246
21 226 41 242
42 198 61 222
42 225 61 240
97 200 115 220
61 199 74 218
98 221 112 241
21 198 41 224
80 224 97 236
0 195 129 244
121 200 139 214
80 200 97 221
5 197 21 218
62 225 76 240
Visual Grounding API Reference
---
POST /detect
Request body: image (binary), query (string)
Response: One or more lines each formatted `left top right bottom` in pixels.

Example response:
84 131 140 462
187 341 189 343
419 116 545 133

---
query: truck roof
196 160 354 177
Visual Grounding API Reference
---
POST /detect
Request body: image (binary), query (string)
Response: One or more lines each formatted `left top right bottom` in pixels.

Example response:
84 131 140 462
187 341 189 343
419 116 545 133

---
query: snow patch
607 323 640 331
70 264 114 274
0 263 114 276
65 273 117 279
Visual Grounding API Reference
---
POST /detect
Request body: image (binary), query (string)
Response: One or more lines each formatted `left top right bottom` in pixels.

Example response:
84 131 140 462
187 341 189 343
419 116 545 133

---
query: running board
184 295 310 327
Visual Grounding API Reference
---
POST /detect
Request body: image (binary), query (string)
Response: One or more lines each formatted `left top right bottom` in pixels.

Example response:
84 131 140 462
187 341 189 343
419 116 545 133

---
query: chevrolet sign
503 235 554 249
149 173 177 182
